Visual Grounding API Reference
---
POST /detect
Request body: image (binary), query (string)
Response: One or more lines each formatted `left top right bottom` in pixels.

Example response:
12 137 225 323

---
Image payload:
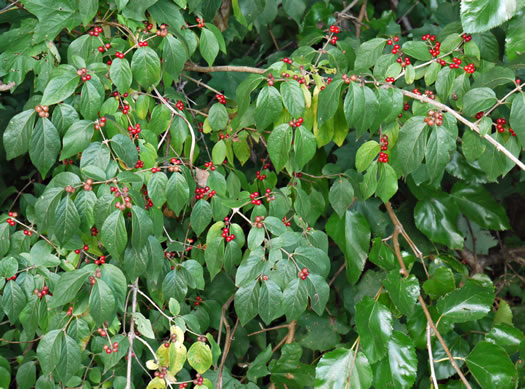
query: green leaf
451 182 510 230
294 246 330 278
463 87 498 117
101 210 128 260
329 178 354 218
132 312 155 339
49 269 90 308
200 27 219 66
509 93 525 145
268 124 292 172
162 270 188 302
25 0 79 43
110 58 132 93
437 279 494 323
258 280 283 325
355 296 392 363
486 323 524 354
80 74 104 120
383 271 420 316
414 194 464 248
255 85 282 130
247 344 273 382
163 35 187 78
166 172 190 215
234 279 260 325
16 361 36 389
394 117 427 175
111 134 139 168
30 240 59 267
344 210 371 285
36 330 62 375
466 342 517 389
54 196 80 244
280 80 305 118
436 67 456 101
343 84 378 137
131 47 161 87
191 200 213 236
315 348 372 389
187 342 213 374
0 225 11 259
204 238 224 280
283 278 308 321
388 331 418 388
423 267 456 299
148 172 168 208
3 110 36 160
41 66 79 105
247 227 265 250
354 38 386 70
89 278 116 326
402 41 432 61
29 118 60 178
78 0 98 25
3 281 26 323
460 0 523 33
318 79 344 128
294 126 316 171
376 163 398 203
356 141 380 173
305 274 329 316
130 206 153 250
61 120 94 160
208 103 228 131
425 126 456 184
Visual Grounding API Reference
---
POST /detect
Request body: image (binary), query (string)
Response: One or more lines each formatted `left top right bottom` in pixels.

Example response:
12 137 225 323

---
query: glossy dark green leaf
422 267 456 299
425 125 456 184
376 163 398 203
460 0 522 33
130 206 153 250
315 348 372 389
437 279 494 323
131 47 161 87
414 194 464 248
49 269 90 308
29 118 60 178
294 246 330 278
61 120 94 160
166 172 190 216
208 103 228 131
258 279 283 325
101 210 128 260
462 87 497 117
162 269 188 302
148 172 168 208
356 141 380 173
436 67 456 101
109 58 132 93
89 278 116 326
432 332 469 380
280 80 305 118
247 344 273 382
111 134 138 168
234 279 260 325
395 117 427 175
344 83 378 137
388 331 418 388
191 200 213 236
16 361 36 389
294 126 316 171
79 74 104 120
305 274 329 316
163 35 187 78
355 296 392 363
3 281 26 323
485 323 525 355
255 85 282 130
283 278 309 321
354 38 386 70
383 271 420 316
402 41 432 61
54 196 80 244
36 330 62 375
318 79 344 128
329 178 354 218
204 238 224 280
40 65 79 105
268 124 292 172
466 341 517 389
344 210 371 284
509 92 525 145
25 1 79 43
200 27 219 66
3 110 35 160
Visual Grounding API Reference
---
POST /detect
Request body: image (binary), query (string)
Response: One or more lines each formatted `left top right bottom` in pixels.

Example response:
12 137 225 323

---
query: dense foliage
1 0 525 388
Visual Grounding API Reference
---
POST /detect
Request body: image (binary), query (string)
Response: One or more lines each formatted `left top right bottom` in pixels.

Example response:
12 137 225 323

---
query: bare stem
125 279 139 389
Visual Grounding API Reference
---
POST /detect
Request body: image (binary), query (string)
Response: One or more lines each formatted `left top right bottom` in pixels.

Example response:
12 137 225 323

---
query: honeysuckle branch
184 62 266 75
385 202 472 389
247 323 291 336
125 279 139 389
182 73 225 95
401 89 525 172
482 84 522 118
135 335 158 363
271 320 297 353
427 323 439 389
217 294 236 389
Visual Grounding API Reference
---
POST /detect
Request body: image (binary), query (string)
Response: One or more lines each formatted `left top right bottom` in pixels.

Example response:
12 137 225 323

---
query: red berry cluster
254 215 265 228
385 77 395 83
138 41 149 47
76 67 91 82
33 285 49 298
6 212 17 226
151 167 161 173
387 36 400 54
341 73 357 84
380 134 389 151
179 383 188 388
65 185 76 194
282 216 291 227
462 33 472 42
329 24 340 45
176 100 184 111
66 306 73 316
127 123 141 136
424 90 436 100
23 229 32 236
396 56 411 66
169 158 182 172
264 188 274 202
90 226 98 236
194 186 215 200
94 256 106 266
143 21 154 31
218 132 230 140
266 72 275 86
94 117 106 131
89 268 102 285
34 104 50 118
475 111 484 120
156 24 168 37
289 117 303 127
83 178 94 192
282 57 293 65
421 34 440 56
496 118 516 136
215 94 226 104
438 59 447 66
103 341 119 354
424 110 443 127
196 17 205 28
250 192 262 205
115 52 125 59
154 365 168 379
291 73 307 85
204 161 216 171
403 102 410 111
63 159 74 165
97 43 112 53
221 226 235 242
298 267 309 280
97 327 108 337
463 63 475 74
255 170 266 181
6 275 16 281
121 103 130 115
89 26 103 37
193 374 204 386
135 160 144 169
194 296 203 306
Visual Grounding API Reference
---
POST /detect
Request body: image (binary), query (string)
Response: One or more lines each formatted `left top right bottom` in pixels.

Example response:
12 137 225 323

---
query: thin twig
328 263 346 286
135 335 158 363
218 314 239 389
182 74 224 95
248 324 290 336
184 62 265 75
385 203 472 389
271 320 296 353
427 323 439 389
8 179 34 211
125 279 139 389
345 339 360 389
